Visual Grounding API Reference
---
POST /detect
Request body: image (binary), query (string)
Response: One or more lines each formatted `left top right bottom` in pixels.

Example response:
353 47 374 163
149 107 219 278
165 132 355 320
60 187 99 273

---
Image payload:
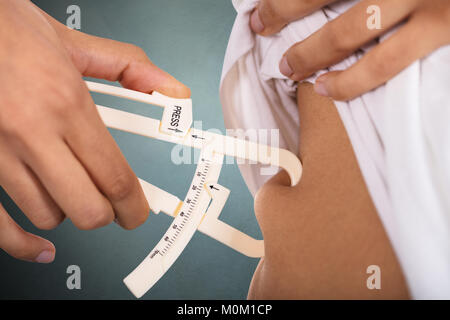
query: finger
250 0 333 36
313 16 449 101
23 136 115 230
64 92 150 230
0 202 55 263
38 8 191 99
280 0 419 80
0 150 64 230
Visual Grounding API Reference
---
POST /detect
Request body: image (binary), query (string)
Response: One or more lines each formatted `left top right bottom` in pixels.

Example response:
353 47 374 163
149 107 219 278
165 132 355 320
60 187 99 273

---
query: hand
0 0 190 263
250 0 450 100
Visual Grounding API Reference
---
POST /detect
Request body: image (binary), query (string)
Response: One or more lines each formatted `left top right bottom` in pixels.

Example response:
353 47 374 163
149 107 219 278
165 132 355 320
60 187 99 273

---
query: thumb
40 8 190 98
0 203 55 263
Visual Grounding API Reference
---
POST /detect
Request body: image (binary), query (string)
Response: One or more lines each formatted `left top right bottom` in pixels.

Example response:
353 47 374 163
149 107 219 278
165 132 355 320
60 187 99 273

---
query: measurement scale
86 81 302 298
124 151 225 298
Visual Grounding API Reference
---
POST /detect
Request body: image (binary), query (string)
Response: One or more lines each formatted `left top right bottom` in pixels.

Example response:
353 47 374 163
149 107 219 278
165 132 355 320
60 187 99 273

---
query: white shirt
220 0 450 299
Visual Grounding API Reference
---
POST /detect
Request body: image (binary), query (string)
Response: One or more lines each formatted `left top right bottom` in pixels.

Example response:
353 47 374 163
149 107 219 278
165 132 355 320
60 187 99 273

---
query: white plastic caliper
86 81 302 298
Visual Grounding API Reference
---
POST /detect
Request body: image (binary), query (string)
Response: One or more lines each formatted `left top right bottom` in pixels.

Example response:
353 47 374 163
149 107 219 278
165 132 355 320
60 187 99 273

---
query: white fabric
220 0 450 299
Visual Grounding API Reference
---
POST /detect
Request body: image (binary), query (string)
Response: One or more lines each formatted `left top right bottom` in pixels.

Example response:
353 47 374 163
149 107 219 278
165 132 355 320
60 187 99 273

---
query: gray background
0 0 262 299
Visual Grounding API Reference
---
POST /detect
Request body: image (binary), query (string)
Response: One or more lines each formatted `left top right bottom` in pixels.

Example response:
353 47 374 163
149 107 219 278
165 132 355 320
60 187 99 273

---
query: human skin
0 0 190 264
249 82 409 299
250 0 450 101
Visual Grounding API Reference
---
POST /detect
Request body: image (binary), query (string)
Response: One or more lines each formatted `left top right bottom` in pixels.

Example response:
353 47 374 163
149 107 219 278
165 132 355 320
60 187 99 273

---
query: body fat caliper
86 81 302 298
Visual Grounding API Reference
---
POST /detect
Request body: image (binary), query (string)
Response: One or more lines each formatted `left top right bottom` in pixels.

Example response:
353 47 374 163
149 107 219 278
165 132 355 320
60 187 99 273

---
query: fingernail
279 56 294 77
314 79 330 97
35 250 54 264
250 9 265 33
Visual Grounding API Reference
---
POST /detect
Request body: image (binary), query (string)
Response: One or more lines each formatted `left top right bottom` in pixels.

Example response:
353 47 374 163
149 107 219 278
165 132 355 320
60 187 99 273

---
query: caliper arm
139 179 264 258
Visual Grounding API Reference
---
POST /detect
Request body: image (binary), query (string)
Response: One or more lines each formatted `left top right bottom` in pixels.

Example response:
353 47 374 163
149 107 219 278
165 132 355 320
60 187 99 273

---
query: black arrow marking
209 185 219 191
191 134 205 140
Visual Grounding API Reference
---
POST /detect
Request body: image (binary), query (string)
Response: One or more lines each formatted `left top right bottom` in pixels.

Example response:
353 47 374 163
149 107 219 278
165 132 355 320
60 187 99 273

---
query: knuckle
0 86 88 142
13 194 64 230
76 203 113 230
0 108 39 139
105 171 136 202
48 82 87 115
125 43 148 62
